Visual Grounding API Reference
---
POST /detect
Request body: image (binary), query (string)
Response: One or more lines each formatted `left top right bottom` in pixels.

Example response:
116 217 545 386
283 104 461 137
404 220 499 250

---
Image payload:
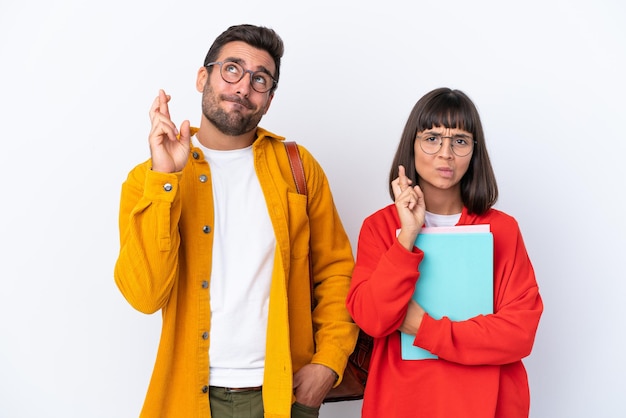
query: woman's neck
421 184 463 215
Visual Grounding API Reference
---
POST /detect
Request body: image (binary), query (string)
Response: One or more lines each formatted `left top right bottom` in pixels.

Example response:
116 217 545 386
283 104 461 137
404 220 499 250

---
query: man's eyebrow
222 56 242 65
223 57 274 76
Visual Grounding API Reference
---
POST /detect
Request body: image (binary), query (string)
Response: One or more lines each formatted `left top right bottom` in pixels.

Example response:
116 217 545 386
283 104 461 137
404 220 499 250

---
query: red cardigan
346 205 543 418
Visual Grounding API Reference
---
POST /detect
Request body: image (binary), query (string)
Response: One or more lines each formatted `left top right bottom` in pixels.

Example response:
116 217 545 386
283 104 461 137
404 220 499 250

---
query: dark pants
209 386 319 418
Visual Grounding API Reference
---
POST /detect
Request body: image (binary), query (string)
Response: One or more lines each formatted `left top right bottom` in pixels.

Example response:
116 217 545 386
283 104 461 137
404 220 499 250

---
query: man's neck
196 119 256 151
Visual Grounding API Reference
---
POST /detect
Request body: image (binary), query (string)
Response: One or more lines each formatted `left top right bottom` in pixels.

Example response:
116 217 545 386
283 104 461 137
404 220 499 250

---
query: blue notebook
400 225 494 360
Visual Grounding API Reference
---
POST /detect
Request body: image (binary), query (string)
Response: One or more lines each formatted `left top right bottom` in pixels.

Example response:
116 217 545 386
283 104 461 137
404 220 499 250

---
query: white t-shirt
197 141 276 387
424 211 461 228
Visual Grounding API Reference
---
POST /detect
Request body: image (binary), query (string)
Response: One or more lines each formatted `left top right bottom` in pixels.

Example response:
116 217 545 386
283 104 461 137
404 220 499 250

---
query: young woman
346 88 543 418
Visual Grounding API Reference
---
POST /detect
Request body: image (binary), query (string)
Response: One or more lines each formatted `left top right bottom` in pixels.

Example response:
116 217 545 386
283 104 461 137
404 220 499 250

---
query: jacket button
202 332 209 340
193 151 200 159
199 174 208 183
163 183 173 192
202 225 211 234
202 385 209 393
201 280 208 289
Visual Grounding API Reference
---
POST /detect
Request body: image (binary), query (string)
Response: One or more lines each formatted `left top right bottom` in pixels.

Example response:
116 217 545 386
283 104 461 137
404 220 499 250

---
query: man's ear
196 66 208 92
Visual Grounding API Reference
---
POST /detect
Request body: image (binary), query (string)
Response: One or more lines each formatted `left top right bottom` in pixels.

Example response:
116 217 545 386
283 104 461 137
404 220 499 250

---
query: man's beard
202 83 265 136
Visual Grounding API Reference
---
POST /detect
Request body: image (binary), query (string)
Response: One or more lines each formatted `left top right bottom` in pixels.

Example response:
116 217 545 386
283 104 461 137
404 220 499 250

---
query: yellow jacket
114 128 358 418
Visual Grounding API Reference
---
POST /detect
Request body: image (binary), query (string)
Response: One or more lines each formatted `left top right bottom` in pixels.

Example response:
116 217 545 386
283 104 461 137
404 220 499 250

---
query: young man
114 24 358 418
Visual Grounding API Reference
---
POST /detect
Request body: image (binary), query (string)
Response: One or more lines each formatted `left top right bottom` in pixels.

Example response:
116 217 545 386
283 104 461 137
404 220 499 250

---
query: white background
1 0 624 417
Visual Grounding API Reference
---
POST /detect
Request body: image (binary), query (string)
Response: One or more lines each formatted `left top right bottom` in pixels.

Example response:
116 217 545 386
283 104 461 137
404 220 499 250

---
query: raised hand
148 89 191 173
391 165 426 251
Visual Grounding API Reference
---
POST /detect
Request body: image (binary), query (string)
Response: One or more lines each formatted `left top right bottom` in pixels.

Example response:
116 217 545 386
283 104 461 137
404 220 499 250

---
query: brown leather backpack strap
284 141 307 197
283 141 315 309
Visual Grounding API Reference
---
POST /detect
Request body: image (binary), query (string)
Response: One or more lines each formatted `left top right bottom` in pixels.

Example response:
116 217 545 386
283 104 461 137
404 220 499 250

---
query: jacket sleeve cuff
413 312 442 354
144 169 182 203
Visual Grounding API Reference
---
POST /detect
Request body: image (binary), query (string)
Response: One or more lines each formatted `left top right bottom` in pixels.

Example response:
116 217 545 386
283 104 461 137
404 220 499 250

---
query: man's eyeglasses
417 133 476 157
205 61 277 93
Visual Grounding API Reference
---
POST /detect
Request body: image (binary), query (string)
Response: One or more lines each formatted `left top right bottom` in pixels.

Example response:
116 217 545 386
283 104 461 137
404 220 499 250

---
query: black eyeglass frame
205 61 277 93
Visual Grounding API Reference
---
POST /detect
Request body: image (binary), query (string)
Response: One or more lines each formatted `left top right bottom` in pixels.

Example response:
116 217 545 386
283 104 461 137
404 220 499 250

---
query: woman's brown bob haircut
388 87 498 215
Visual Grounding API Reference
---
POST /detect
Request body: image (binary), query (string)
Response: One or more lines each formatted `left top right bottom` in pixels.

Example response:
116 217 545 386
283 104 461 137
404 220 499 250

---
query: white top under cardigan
197 140 276 388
